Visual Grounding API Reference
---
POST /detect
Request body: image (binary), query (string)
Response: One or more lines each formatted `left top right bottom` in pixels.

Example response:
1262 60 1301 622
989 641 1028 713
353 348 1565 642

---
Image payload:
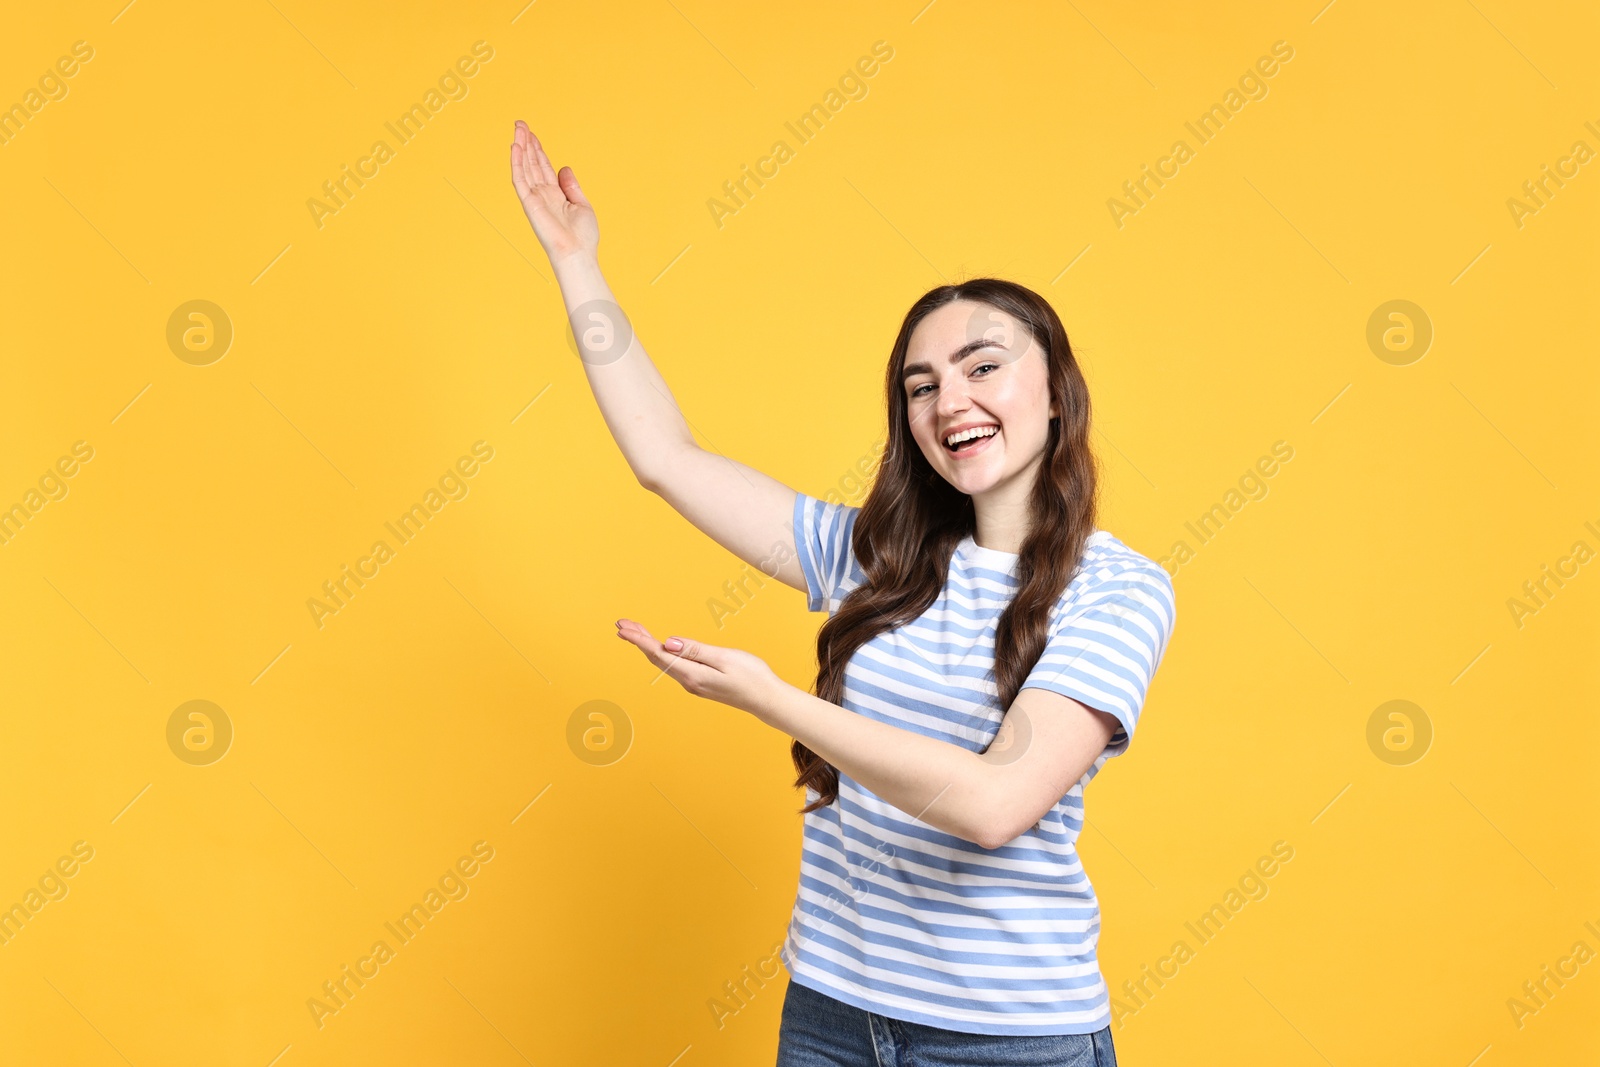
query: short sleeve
792 492 862 613
1020 563 1176 759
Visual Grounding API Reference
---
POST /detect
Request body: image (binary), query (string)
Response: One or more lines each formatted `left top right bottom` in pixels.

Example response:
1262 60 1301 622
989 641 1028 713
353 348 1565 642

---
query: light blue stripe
793 887 1104 959
799 831 1097 899
789 930 1108 999
818 789 1095 888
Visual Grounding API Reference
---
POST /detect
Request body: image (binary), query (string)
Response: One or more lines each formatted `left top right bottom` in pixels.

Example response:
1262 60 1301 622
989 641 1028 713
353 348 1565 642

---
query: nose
934 374 972 419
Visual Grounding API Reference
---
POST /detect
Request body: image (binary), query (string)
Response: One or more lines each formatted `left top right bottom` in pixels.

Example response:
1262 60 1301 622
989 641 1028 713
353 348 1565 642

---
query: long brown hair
791 278 1100 813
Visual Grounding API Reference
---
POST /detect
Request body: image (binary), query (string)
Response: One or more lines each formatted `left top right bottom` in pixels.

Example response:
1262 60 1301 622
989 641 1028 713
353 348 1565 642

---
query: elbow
961 780 1014 851
969 767 1024 851
973 820 1020 852
634 453 682 495
972 793 1037 850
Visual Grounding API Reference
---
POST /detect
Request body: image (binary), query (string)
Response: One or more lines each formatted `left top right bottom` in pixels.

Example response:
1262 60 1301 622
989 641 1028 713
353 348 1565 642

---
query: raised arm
508 121 807 595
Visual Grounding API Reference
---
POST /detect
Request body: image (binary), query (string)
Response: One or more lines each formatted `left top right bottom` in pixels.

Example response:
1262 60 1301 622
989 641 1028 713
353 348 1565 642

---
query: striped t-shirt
781 491 1177 1035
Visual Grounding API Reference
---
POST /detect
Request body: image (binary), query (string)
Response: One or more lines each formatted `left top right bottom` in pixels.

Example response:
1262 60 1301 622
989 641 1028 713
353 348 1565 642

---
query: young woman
511 120 1176 1066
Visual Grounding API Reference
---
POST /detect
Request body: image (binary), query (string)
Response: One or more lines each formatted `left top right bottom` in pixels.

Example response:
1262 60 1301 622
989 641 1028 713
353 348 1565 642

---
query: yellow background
1 0 1596 1064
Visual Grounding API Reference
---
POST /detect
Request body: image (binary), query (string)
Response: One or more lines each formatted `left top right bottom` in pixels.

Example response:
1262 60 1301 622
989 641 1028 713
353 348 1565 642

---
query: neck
970 472 1036 554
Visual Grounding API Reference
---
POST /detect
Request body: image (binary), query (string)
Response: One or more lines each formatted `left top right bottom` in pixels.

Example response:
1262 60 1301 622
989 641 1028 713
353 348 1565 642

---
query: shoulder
1056 531 1176 627
1075 530 1171 586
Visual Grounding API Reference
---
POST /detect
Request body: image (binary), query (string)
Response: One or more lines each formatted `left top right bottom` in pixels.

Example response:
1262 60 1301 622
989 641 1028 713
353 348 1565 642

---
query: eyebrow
900 338 1002 382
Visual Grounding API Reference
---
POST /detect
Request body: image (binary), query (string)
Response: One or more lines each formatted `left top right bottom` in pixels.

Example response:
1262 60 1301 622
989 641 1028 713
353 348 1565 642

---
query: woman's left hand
614 619 785 719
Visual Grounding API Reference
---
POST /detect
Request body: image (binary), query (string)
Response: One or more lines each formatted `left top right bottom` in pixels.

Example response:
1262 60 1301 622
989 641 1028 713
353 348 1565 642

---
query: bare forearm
755 681 1003 848
551 253 694 484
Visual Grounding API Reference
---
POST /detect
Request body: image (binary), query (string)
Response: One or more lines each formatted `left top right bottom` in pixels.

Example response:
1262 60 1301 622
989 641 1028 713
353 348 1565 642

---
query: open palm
509 120 598 266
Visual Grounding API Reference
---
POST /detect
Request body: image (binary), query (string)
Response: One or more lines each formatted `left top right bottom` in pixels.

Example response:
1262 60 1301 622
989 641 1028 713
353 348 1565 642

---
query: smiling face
901 299 1058 500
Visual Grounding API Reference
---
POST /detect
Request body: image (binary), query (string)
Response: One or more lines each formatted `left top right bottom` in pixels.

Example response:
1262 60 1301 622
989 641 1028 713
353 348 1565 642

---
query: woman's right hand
509 120 599 267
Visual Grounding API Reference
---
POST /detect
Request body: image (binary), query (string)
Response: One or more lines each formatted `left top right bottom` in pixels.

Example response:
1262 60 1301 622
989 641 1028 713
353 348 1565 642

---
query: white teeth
945 426 998 448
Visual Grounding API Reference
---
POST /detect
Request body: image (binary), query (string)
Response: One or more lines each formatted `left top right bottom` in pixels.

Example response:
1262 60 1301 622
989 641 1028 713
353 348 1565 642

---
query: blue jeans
775 978 1118 1067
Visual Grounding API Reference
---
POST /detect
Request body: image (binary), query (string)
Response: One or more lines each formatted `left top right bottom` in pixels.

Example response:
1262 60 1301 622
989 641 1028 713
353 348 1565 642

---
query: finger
665 636 699 661
510 142 533 198
668 637 731 676
527 131 560 186
558 166 591 209
616 621 673 661
634 635 710 690
522 139 553 189
616 622 701 681
512 123 534 173
619 620 680 657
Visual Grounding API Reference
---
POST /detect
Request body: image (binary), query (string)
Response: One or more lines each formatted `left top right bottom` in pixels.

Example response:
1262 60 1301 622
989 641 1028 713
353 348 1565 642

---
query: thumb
558 166 591 208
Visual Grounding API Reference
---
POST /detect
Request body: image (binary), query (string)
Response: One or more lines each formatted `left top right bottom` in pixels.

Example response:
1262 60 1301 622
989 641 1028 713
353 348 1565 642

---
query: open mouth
944 425 999 453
